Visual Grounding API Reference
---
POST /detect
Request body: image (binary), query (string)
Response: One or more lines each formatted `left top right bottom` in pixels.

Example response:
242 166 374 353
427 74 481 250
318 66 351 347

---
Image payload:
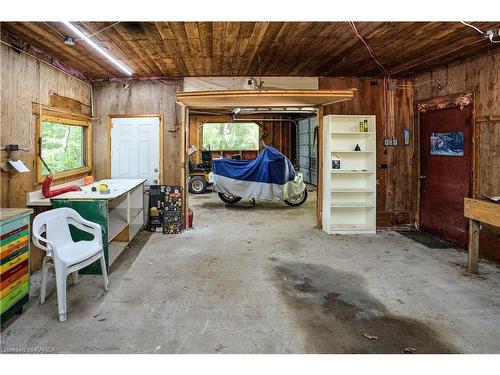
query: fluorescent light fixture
62 21 132 76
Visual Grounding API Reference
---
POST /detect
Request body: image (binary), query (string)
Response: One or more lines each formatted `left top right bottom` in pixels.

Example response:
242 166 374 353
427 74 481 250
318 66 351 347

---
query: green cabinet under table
1 208 33 326
51 199 110 275
50 179 146 275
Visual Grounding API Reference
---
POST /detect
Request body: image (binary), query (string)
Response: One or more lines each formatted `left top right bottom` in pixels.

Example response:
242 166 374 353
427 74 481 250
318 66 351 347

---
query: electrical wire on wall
393 79 443 88
348 22 389 76
460 21 500 43
43 22 66 38
348 21 391 143
389 22 499 76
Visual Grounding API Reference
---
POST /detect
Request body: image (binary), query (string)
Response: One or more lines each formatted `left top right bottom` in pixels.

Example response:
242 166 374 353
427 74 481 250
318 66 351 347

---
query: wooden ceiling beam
3 22 500 78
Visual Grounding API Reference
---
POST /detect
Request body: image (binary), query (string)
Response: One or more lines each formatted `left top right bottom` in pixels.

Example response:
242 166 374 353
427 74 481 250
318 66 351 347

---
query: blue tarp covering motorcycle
212 146 308 206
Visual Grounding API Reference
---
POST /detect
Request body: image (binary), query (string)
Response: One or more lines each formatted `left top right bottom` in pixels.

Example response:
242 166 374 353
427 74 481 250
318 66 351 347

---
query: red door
419 105 473 247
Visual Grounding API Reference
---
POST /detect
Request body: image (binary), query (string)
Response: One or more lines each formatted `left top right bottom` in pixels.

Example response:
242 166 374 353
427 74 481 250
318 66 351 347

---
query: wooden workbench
27 179 146 274
464 198 500 273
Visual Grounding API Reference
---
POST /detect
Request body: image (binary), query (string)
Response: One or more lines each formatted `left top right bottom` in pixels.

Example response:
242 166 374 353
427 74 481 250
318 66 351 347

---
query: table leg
467 219 480 274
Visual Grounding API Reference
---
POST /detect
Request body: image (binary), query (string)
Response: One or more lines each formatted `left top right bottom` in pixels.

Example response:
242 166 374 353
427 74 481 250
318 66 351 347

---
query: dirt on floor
273 261 456 353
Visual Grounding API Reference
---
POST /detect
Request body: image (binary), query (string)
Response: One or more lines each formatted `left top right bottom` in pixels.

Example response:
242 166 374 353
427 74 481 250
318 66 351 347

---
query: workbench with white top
27 178 146 273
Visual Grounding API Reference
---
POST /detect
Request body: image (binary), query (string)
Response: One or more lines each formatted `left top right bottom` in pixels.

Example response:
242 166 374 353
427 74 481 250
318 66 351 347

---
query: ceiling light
62 21 132 76
63 36 75 46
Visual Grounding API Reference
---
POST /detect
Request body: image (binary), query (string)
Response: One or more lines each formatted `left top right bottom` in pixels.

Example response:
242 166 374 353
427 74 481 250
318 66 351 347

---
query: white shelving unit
322 115 376 234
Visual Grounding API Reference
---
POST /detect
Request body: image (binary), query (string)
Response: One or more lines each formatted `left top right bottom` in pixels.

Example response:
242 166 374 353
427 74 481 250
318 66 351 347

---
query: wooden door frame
414 91 476 229
316 105 324 229
106 114 164 184
183 107 325 229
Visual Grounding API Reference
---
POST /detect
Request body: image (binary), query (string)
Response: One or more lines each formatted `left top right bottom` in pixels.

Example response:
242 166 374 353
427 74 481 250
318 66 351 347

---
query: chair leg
72 271 79 285
55 266 68 322
40 257 50 304
100 255 109 292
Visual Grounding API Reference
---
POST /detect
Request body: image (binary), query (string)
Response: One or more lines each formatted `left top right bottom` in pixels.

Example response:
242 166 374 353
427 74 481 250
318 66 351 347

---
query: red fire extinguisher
188 208 193 229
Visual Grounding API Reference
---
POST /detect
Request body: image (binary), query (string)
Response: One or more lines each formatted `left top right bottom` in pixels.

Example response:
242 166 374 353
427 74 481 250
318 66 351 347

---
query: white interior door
111 116 160 185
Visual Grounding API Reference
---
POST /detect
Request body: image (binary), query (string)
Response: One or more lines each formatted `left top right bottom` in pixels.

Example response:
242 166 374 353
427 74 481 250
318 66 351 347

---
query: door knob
419 175 427 179
154 168 158 172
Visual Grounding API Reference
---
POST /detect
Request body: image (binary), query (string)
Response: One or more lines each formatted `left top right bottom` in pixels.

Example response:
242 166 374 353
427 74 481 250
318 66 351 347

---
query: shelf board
330 223 374 230
331 170 373 174
331 150 375 153
331 132 375 135
329 223 376 233
331 202 374 208
331 188 374 193
108 209 128 243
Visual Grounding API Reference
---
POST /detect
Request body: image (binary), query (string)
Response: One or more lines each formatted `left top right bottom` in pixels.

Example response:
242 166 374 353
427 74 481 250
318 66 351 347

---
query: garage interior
1 17 500 356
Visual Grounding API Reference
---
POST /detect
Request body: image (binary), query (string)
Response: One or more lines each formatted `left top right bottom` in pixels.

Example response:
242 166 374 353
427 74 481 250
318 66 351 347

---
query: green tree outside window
41 121 84 175
202 122 259 151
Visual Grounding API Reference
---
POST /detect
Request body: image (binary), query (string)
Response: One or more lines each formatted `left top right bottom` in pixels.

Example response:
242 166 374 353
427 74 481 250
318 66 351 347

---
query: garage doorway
419 104 473 247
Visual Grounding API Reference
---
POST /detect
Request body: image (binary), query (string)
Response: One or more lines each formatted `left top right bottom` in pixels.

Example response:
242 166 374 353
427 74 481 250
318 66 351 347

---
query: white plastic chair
32 207 109 321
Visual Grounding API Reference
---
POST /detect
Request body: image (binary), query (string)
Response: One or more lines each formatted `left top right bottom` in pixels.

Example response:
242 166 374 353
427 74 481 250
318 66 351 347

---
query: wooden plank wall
0 44 92 209
0 44 92 271
188 114 294 163
414 48 500 262
92 80 183 185
320 77 416 227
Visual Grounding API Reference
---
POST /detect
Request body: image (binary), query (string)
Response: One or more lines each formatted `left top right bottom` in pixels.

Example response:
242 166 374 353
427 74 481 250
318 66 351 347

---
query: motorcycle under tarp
212 146 305 201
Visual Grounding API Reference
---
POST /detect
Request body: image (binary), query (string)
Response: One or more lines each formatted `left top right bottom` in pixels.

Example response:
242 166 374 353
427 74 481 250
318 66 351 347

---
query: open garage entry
178 89 356 229
187 111 314 215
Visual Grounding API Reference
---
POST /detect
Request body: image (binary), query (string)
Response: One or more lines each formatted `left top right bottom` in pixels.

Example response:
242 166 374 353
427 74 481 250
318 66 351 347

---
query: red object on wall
41 175 81 198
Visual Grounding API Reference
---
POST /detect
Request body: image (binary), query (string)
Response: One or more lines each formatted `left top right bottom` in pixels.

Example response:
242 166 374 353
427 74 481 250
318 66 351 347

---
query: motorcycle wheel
218 193 241 205
284 189 308 207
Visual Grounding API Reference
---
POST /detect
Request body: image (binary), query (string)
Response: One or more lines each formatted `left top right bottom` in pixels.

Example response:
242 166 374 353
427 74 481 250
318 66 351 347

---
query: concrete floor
2 190 500 353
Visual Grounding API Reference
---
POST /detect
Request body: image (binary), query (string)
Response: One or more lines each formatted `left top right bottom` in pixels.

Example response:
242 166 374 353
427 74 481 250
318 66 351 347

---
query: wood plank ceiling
1 22 499 80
